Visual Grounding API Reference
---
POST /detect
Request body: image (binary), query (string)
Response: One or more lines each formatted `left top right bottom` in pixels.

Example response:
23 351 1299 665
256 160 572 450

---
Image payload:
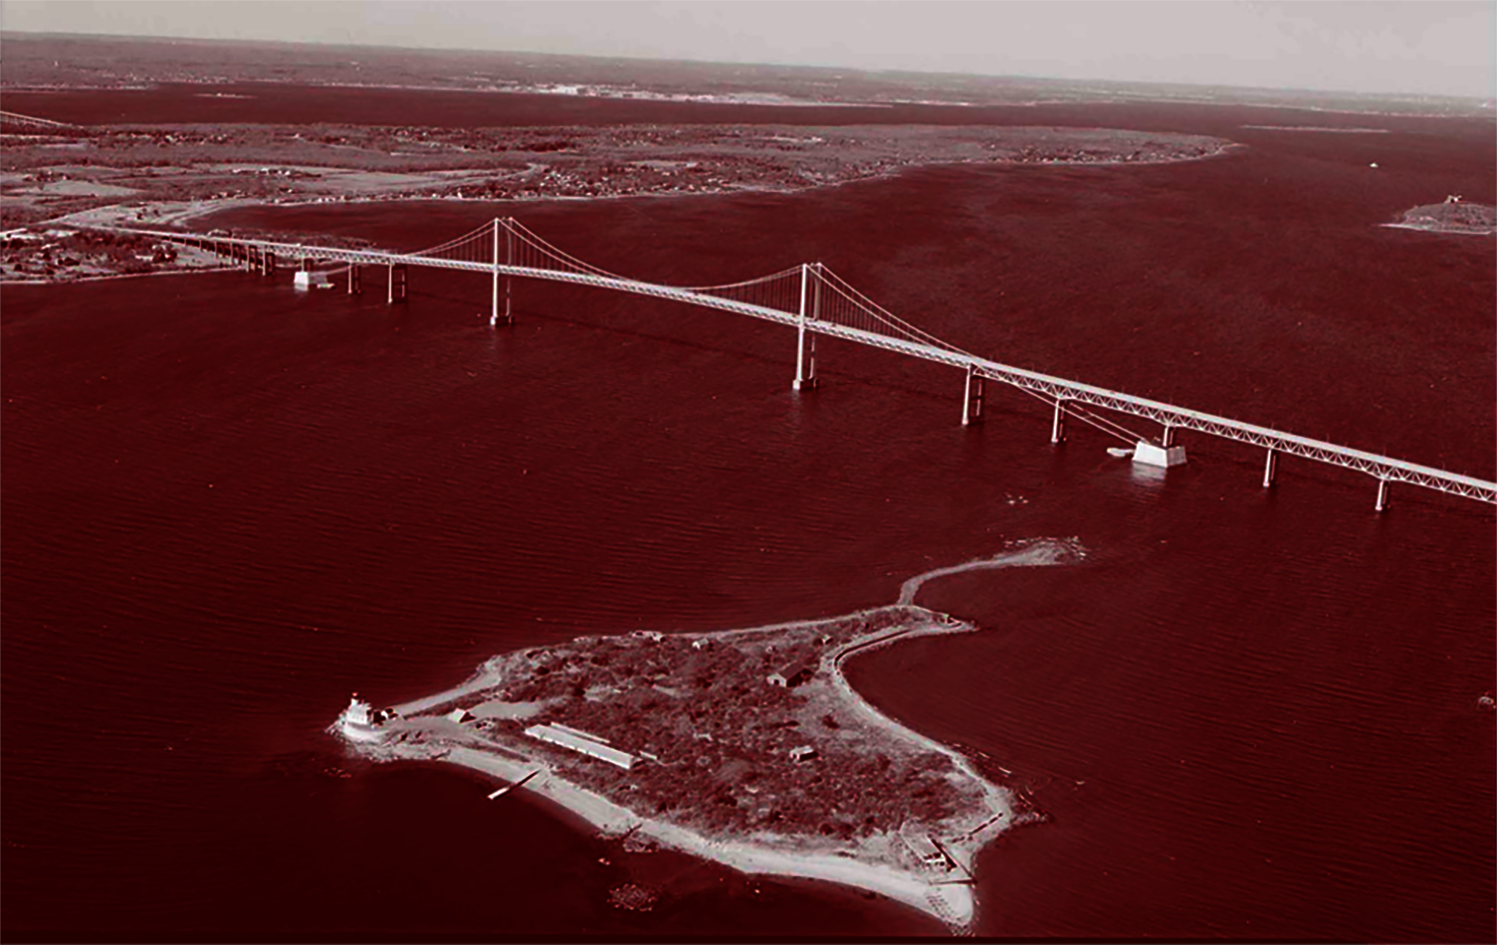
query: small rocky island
335 541 1078 928
1389 196 1496 235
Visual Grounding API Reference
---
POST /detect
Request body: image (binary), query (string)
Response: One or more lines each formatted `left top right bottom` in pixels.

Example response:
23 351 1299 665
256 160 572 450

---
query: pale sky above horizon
1 1 1494 98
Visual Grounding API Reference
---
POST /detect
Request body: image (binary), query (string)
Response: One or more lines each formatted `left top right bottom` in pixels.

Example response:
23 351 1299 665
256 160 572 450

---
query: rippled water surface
3 103 1494 939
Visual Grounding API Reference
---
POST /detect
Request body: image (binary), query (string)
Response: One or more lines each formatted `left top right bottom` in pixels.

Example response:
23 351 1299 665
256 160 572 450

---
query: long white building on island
524 723 638 769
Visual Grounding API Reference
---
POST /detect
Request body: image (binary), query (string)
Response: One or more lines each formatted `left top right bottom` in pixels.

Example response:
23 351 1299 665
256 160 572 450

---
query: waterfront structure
112 219 1498 512
525 723 637 769
293 269 332 290
899 823 951 870
336 695 385 744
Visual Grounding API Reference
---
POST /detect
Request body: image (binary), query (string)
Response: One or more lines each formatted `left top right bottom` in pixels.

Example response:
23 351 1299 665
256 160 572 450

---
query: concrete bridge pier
260 250 276 276
962 366 984 425
348 264 361 295
1128 422 1188 467
792 262 820 391
490 218 514 327
1375 478 1391 513
388 263 408 304
1262 448 1278 488
793 323 818 390
1050 399 1067 443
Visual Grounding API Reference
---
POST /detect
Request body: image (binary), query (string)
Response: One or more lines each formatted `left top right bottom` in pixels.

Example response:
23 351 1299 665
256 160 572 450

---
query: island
333 540 1080 928
1387 196 1497 235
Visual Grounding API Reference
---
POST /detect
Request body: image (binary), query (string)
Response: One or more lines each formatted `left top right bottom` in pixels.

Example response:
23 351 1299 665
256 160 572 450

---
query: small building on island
767 661 814 688
525 722 638 770
789 745 818 763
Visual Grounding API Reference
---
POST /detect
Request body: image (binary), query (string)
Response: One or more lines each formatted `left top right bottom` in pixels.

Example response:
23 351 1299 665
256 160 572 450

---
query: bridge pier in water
259 250 276 277
1050 399 1067 443
490 217 513 327
387 263 408 304
1130 421 1187 468
1263 449 1278 488
1375 478 1391 512
793 324 818 390
792 262 821 391
962 366 985 425
348 264 361 294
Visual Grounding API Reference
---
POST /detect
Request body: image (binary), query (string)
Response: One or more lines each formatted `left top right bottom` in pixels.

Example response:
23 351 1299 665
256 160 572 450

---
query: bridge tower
962 365 985 425
491 218 514 327
793 262 820 391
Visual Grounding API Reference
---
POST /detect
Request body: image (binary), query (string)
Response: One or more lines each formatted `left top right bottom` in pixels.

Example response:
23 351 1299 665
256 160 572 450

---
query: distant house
788 745 818 763
766 661 813 688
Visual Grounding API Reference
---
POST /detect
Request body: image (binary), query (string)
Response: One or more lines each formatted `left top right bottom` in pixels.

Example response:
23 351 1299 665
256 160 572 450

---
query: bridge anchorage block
1132 440 1187 468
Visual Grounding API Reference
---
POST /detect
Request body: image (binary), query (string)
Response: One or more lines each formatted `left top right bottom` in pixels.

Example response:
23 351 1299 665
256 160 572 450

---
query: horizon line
1 28 1493 105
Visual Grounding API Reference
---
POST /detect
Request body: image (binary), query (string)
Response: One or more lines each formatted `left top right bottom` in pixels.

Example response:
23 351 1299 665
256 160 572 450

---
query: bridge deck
121 226 1497 506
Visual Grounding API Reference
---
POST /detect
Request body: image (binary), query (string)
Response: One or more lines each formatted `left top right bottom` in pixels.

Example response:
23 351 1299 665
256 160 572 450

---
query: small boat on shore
336 694 387 743
1107 446 1135 458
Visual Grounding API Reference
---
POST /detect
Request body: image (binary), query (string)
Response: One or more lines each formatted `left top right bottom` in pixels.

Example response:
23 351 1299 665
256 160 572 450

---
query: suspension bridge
107 217 1495 512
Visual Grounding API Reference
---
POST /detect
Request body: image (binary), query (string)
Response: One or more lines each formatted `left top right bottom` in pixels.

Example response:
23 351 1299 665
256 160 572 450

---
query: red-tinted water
3 97 1493 939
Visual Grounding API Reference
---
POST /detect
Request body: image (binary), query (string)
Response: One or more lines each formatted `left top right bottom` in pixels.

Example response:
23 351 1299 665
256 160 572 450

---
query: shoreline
5 129 1236 277
1378 221 1496 237
9 134 1240 279
342 539 1083 929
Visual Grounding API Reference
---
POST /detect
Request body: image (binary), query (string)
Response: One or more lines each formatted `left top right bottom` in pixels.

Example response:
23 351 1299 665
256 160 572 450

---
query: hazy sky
1 1 1494 98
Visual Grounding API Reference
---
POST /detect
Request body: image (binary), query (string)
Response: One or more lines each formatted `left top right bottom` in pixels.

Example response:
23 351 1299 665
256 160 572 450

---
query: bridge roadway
122 227 1497 508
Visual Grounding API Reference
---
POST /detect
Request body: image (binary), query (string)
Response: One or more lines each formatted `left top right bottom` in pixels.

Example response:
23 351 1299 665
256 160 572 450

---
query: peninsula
333 540 1080 928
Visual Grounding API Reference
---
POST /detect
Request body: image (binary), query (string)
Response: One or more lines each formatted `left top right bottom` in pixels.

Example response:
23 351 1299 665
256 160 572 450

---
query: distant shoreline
8 135 1235 285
